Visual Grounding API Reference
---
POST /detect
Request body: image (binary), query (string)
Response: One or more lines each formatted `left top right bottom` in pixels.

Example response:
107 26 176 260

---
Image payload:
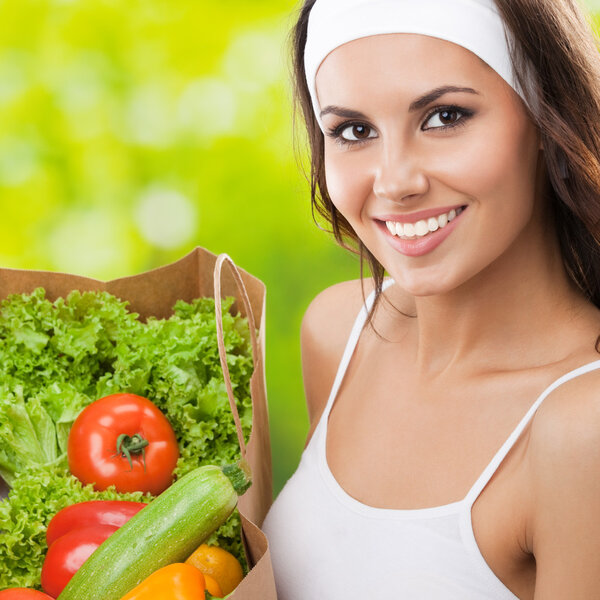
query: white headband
304 0 536 132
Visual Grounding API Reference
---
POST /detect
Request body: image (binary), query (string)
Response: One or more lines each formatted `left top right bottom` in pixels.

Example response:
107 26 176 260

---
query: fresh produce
0 387 59 487
119 563 206 600
0 290 143 486
46 500 146 547
41 525 118 598
0 289 253 590
185 544 244 596
67 394 179 495
203 575 223 598
59 460 251 600
0 463 150 590
0 591 53 599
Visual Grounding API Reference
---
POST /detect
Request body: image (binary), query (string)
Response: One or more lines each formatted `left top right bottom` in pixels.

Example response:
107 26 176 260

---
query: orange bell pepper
119 563 205 600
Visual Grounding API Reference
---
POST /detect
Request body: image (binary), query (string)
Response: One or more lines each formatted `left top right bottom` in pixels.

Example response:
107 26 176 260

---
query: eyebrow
319 85 480 119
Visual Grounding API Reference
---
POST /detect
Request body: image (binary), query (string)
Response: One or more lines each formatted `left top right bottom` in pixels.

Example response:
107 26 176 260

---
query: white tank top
262 280 600 599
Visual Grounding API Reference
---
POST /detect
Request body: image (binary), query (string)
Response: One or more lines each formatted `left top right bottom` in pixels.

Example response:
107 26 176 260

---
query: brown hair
289 0 600 332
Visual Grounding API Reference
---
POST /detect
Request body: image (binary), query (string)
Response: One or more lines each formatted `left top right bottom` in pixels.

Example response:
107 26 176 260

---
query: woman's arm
529 369 600 597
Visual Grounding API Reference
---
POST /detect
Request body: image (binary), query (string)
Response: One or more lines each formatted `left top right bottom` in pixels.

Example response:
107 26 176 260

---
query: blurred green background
0 0 360 496
0 0 598 495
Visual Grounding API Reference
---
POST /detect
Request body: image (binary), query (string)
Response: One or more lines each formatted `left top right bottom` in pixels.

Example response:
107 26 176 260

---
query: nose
372 139 429 204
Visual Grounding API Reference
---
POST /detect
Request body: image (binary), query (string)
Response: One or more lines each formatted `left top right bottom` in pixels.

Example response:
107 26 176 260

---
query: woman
262 0 600 597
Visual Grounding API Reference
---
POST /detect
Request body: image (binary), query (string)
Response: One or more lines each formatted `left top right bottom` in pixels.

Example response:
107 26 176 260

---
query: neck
393 212 589 381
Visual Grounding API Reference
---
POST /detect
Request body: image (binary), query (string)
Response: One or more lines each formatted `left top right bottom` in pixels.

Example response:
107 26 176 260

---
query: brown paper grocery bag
212 253 277 599
0 247 277 599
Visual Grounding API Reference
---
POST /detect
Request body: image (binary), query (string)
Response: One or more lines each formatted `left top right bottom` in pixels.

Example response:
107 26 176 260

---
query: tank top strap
464 358 600 507
320 279 395 421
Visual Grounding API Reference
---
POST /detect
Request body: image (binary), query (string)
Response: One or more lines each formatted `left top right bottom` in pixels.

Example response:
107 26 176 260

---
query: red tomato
67 393 179 495
41 525 117 598
46 500 147 547
0 591 53 599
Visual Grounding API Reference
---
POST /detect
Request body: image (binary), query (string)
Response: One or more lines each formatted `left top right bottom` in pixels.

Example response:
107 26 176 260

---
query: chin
392 270 460 297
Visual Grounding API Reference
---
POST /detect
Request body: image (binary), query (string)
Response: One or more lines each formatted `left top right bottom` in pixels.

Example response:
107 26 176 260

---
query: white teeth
403 222 415 237
384 206 465 239
414 220 429 237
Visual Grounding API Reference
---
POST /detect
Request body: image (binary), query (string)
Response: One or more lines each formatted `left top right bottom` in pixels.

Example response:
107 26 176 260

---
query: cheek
469 135 531 192
429 123 524 192
433 120 538 226
471 124 539 232
324 148 373 217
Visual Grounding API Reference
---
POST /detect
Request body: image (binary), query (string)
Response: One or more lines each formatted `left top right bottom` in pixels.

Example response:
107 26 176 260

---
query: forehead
315 33 507 105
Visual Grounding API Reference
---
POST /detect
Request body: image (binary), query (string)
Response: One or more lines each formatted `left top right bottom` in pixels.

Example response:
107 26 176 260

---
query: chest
325 357 540 598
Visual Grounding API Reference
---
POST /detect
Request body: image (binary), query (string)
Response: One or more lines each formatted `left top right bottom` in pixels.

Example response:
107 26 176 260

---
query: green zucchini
58 459 251 600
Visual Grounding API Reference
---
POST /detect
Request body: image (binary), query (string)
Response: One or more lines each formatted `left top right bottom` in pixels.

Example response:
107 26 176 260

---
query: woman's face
315 33 543 296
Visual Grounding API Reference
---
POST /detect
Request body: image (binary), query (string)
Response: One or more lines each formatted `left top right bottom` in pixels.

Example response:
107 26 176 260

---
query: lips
384 207 465 239
376 203 466 224
377 205 468 257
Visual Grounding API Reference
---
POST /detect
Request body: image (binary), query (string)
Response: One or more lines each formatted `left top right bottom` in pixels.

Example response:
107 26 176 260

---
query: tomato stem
114 433 149 471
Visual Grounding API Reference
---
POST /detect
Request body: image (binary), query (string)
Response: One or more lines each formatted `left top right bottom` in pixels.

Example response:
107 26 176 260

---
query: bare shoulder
301 278 376 353
527 366 600 596
300 278 376 429
529 364 600 462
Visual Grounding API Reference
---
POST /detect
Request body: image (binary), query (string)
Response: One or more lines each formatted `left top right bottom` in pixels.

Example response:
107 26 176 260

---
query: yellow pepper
185 543 243 596
204 574 224 597
119 563 205 600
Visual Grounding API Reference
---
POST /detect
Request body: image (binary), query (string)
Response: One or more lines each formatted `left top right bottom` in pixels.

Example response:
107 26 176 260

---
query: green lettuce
0 383 87 484
0 288 253 590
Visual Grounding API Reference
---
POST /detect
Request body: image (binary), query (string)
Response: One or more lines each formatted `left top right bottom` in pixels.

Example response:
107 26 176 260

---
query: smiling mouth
382 206 467 240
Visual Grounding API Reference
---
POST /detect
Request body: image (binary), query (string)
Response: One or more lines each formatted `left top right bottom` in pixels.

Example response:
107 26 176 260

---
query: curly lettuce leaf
0 288 141 401
0 387 55 485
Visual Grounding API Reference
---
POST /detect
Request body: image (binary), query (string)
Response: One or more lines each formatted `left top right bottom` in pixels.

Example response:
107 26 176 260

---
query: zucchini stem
222 459 252 496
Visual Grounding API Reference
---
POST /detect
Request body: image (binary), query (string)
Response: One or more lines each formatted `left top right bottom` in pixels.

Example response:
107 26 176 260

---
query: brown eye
340 123 376 142
423 108 466 130
352 125 370 138
439 110 458 124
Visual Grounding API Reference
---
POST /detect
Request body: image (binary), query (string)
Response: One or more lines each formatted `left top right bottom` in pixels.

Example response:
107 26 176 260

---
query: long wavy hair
289 0 600 334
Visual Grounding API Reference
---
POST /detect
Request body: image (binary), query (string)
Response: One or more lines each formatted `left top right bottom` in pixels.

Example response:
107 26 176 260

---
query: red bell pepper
46 500 146 547
41 525 117 598
0 591 53 599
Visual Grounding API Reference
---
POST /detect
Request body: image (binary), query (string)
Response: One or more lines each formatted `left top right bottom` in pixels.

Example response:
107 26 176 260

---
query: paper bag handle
213 254 260 460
